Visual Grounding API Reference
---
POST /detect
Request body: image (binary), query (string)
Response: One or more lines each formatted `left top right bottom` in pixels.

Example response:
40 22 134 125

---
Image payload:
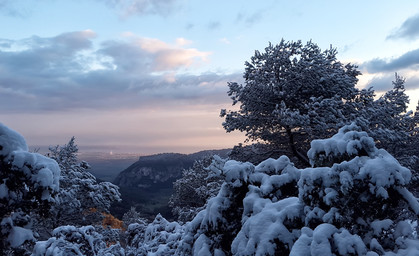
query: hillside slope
111 149 230 219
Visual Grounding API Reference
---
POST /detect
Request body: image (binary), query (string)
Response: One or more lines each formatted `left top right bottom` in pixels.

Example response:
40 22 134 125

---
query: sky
1 0 419 154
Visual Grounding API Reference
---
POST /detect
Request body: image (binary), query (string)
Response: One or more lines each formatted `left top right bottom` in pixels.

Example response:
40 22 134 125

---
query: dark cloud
400 75 419 91
0 32 241 113
99 40 150 73
364 73 398 92
362 48 419 73
387 13 419 40
0 39 12 48
0 31 96 82
365 73 419 92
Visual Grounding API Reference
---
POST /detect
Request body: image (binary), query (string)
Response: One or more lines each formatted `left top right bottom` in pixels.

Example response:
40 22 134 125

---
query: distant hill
80 152 141 182
111 149 230 220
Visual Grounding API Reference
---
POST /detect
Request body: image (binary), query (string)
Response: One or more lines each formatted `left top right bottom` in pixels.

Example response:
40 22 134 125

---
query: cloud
207 21 221 30
0 0 183 19
364 72 419 92
364 73 398 91
0 30 96 80
185 23 194 30
236 9 264 27
362 48 419 73
0 31 240 114
0 0 33 17
219 38 231 45
387 13 419 40
0 39 13 48
98 0 183 17
101 36 210 72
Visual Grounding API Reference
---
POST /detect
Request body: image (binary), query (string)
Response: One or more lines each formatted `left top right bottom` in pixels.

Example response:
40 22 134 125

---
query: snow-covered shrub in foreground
169 156 225 222
0 123 60 252
3 122 419 255
31 225 122 256
125 214 184 256
176 124 419 255
48 137 121 228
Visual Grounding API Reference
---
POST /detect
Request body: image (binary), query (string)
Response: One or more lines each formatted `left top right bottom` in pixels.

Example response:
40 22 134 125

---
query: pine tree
0 123 60 254
221 40 361 166
169 156 224 222
47 137 121 228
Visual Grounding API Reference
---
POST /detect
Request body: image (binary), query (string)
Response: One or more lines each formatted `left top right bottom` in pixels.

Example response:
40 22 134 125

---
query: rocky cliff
111 149 230 219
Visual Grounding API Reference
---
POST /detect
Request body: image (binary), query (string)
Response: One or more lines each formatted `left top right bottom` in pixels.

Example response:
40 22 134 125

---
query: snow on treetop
0 123 28 157
307 123 376 167
222 160 254 187
254 155 294 175
0 123 61 196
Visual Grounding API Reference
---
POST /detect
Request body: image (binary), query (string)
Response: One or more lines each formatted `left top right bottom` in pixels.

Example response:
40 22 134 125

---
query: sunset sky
1 0 419 154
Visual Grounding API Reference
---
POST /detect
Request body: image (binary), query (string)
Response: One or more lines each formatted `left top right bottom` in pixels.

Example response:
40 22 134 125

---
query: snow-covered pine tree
169 156 224 222
176 124 419 255
221 40 362 166
124 213 184 255
32 225 125 256
47 137 121 228
364 73 411 154
122 207 147 228
0 123 60 254
221 41 418 171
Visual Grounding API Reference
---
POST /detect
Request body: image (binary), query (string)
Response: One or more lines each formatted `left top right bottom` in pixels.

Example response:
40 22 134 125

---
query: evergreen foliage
221 40 362 166
0 123 60 254
48 137 121 228
169 156 224 222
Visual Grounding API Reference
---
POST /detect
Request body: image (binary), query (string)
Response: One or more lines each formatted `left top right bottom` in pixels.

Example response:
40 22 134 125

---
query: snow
396 187 419 215
395 221 414 238
0 123 28 157
0 123 63 251
0 183 8 199
310 224 337 255
254 155 294 175
0 123 61 198
33 225 107 256
289 228 313 256
8 226 34 248
307 123 376 167
232 197 302 255
358 149 411 194
371 219 393 236
193 234 212 256
323 187 338 205
333 229 366 255
178 123 419 255
222 160 253 187
3 121 419 255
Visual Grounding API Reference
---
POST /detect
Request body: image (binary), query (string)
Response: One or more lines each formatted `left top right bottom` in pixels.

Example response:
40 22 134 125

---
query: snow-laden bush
48 137 121 228
122 207 147 228
125 213 184 256
175 124 419 255
177 154 301 255
31 225 125 256
0 123 60 253
169 156 225 222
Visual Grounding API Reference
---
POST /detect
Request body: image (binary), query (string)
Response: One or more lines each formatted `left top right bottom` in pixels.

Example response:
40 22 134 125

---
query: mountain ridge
111 148 231 219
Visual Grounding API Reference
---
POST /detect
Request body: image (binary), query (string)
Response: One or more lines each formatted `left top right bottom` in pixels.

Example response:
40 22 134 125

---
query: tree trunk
286 128 310 167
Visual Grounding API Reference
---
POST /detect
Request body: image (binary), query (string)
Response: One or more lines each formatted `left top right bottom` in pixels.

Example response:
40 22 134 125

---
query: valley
78 149 230 220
